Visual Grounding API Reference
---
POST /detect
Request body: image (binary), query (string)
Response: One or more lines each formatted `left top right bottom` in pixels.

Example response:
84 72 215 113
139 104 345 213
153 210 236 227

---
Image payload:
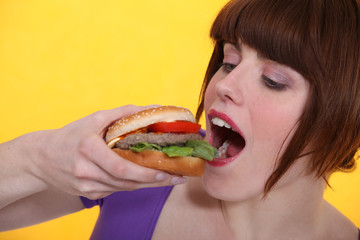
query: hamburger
105 106 216 176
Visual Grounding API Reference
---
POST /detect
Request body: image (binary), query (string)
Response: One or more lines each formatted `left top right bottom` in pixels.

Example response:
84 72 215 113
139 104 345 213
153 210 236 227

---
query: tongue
226 141 243 157
216 134 245 158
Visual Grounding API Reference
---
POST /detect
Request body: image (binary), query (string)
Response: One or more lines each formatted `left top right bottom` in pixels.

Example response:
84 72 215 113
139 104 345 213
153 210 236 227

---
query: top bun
105 106 196 144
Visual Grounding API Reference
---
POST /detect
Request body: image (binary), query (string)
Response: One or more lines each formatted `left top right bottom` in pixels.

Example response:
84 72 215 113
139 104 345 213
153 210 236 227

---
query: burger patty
115 133 202 149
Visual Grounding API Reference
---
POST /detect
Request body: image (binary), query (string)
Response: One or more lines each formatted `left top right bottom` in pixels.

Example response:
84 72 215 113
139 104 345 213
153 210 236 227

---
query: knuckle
91 110 107 127
72 163 87 179
86 192 111 200
77 134 97 157
111 162 127 178
72 163 103 183
78 182 93 194
76 180 112 200
120 181 138 191
77 181 100 196
71 160 95 180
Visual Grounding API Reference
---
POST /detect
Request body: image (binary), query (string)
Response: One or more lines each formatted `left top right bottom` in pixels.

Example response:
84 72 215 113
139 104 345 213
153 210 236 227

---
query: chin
202 168 267 202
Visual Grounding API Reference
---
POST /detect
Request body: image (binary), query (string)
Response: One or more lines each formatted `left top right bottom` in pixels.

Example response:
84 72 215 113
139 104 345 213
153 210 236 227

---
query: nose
215 67 246 105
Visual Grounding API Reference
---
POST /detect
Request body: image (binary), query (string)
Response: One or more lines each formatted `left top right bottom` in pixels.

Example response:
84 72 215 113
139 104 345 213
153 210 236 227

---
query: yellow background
0 0 359 239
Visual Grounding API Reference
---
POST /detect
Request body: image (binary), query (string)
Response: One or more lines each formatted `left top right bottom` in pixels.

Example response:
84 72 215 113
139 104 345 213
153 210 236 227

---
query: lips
207 110 246 166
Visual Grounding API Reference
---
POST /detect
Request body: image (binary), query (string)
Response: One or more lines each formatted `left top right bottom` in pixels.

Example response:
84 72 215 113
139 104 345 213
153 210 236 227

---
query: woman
1 0 359 239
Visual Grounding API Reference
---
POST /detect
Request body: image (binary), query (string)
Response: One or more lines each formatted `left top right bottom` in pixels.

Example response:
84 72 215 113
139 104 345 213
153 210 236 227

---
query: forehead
211 0 318 81
223 42 267 60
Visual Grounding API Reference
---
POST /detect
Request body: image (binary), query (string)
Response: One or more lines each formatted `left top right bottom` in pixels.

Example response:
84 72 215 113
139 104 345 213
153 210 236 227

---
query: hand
26 105 186 200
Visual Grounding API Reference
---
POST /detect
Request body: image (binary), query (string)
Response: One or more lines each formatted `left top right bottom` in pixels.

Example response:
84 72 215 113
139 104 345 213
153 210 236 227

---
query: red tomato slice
148 121 201 133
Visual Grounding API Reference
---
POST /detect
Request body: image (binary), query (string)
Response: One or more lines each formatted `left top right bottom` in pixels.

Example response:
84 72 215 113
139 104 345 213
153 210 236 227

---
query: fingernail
156 173 170 181
171 177 187 185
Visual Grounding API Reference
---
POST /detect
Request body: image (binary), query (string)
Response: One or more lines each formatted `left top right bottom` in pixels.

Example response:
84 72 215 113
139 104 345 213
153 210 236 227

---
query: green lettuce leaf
162 146 193 157
129 140 217 161
129 142 162 152
185 140 217 161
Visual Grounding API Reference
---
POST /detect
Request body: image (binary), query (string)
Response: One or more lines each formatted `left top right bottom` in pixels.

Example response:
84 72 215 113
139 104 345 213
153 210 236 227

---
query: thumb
98 104 163 135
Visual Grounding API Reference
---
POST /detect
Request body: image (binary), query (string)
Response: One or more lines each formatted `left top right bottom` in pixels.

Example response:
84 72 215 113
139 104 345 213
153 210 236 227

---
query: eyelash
219 62 237 74
220 62 287 91
262 75 286 90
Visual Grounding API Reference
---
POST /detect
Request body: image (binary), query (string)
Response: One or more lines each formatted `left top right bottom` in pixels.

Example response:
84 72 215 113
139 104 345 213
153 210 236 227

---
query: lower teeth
215 140 231 158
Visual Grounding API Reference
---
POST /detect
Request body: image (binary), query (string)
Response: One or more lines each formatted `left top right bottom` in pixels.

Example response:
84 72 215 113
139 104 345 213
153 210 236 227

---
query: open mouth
211 117 246 159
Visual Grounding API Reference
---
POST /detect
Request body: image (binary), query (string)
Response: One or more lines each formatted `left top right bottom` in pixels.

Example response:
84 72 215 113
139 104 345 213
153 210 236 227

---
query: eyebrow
233 42 242 53
224 41 242 53
226 41 265 60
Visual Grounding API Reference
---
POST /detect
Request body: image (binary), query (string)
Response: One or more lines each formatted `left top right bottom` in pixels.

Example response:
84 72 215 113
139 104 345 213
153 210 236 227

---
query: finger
77 175 186 200
136 175 187 188
93 105 161 134
102 150 175 183
79 134 174 184
82 173 186 193
72 161 186 196
99 155 187 187
72 156 185 191
96 166 187 189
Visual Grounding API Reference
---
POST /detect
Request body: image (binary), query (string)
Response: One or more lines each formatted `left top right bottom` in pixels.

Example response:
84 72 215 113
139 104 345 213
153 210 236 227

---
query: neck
221 175 326 240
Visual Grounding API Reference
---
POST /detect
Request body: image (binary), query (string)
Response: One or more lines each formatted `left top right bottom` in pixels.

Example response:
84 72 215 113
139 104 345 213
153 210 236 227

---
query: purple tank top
81 186 173 240
82 188 360 240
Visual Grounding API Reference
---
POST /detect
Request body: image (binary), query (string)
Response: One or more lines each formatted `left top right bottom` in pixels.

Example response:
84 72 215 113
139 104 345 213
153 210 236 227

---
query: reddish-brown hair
196 0 360 194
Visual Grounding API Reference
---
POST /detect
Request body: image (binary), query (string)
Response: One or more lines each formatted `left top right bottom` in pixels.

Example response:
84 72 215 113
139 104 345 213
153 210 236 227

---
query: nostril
216 79 242 104
224 94 233 102
216 80 231 99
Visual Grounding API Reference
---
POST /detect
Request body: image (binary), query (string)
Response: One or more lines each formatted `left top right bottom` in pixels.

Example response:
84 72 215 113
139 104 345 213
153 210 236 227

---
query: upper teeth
211 117 232 129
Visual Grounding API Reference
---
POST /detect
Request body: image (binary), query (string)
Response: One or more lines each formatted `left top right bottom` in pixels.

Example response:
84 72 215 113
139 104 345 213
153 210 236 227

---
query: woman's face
203 42 310 201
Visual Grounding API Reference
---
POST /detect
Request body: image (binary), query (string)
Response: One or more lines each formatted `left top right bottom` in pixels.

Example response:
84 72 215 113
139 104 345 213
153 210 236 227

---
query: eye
219 62 237 74
262 75 286 90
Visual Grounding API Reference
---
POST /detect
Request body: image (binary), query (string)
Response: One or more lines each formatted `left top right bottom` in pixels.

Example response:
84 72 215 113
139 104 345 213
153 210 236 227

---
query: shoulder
321 200 358 240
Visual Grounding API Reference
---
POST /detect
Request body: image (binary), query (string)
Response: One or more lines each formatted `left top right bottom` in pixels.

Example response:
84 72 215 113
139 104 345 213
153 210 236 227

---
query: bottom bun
112 148 205 177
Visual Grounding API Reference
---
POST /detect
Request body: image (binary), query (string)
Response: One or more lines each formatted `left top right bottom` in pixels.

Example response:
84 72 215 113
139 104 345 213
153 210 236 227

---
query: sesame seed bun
105 106 195 144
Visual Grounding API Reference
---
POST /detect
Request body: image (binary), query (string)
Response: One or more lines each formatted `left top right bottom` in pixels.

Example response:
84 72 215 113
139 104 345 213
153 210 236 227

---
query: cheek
248 94 304 158
253 104 293 137
204 79 219 140
204 80 217 113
